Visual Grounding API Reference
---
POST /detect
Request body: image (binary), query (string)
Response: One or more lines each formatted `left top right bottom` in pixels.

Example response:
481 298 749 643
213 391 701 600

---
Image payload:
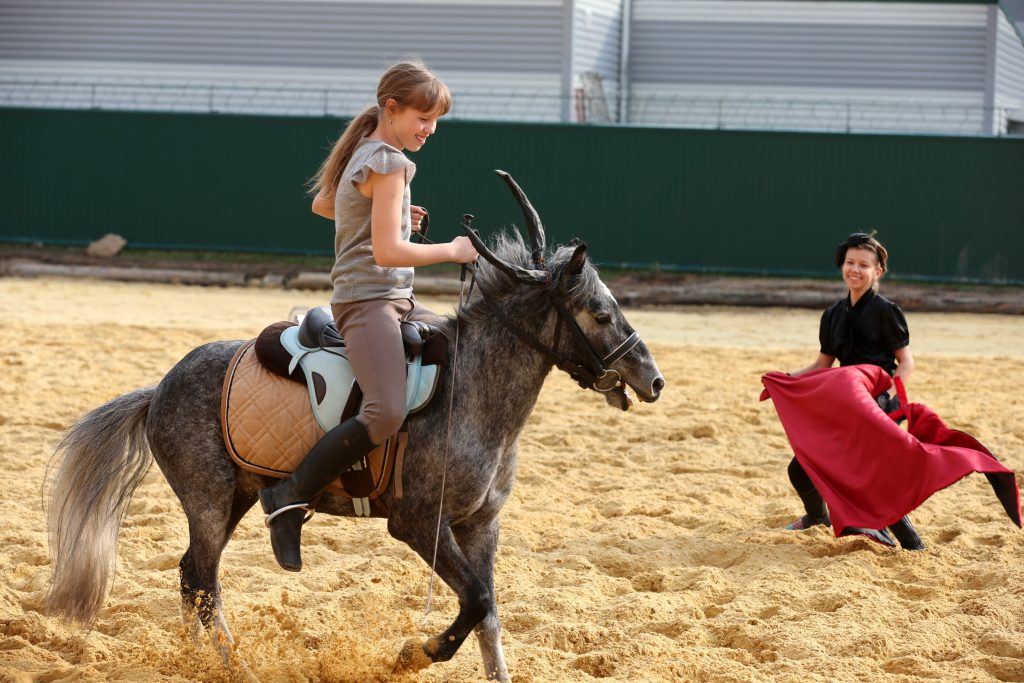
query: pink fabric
760 365 1020 537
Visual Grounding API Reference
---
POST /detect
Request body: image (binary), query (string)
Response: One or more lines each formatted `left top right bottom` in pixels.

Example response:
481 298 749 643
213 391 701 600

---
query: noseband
481 283 642 393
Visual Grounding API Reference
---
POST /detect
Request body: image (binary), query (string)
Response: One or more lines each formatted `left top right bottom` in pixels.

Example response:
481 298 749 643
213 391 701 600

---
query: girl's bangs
410 80 452 116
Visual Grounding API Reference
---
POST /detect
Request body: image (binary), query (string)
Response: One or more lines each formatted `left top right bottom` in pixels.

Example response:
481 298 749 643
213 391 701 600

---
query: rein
420 220 476 623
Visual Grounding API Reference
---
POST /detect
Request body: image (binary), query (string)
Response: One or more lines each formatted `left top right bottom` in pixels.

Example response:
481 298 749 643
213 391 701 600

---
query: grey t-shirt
329 138 416 304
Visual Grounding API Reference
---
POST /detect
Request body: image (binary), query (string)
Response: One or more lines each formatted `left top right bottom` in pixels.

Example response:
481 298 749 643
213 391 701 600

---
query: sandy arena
1 276 1022 683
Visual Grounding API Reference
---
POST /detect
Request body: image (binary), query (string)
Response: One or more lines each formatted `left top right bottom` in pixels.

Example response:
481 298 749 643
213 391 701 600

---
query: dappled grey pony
45 172 664 681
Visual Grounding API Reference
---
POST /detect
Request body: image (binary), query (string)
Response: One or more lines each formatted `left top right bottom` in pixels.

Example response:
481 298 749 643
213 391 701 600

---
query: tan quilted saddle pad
220 340 404 500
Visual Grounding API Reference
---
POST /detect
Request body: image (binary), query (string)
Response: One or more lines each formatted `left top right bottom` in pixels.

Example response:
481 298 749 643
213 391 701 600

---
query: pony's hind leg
141 340 257 667
179 484 258 660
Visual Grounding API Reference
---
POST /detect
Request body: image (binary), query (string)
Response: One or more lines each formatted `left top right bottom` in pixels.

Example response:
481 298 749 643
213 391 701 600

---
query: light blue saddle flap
280 325 438 432
408 361 437 415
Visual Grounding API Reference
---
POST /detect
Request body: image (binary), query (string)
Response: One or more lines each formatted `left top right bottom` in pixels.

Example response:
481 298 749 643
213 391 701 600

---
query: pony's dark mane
460 229 602 323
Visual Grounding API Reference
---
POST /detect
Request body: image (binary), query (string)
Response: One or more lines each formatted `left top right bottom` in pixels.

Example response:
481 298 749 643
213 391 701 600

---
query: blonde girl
260 61 478 571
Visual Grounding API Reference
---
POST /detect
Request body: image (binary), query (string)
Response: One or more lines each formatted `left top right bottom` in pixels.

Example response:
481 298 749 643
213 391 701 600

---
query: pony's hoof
394 637 432 673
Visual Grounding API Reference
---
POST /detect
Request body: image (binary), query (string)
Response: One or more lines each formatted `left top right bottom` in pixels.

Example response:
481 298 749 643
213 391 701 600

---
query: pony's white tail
45 387 155 624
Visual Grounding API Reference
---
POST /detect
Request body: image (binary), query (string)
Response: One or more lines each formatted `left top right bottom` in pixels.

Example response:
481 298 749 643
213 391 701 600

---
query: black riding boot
888 516 925 551
259 417 375 571
786 458 830 529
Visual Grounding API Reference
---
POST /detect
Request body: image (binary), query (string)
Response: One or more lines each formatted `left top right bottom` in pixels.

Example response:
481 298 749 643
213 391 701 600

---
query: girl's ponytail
310 104 380 197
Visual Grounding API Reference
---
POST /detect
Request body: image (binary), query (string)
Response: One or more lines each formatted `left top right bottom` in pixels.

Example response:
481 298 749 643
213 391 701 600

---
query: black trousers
787 457 922 547
787 457 827 520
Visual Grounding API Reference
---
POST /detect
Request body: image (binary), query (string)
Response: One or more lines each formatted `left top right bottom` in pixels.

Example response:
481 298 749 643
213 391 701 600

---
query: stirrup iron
263 502 315 528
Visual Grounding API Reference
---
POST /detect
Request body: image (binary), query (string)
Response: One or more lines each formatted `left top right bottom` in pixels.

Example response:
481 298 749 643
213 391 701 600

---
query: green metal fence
2 108 1021 283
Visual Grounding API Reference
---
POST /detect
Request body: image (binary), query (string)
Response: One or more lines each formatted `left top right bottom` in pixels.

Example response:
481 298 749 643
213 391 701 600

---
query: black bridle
480 289 641 392
460 197 642 394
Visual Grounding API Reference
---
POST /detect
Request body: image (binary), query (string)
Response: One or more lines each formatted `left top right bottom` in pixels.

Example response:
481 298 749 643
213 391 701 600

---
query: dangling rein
418 214 477 622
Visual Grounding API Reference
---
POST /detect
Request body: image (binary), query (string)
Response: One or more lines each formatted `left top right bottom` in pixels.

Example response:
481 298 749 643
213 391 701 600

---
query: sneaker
785 514 830 531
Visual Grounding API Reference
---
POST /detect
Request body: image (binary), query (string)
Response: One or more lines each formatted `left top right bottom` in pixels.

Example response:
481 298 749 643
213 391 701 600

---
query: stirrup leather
263 502 315 528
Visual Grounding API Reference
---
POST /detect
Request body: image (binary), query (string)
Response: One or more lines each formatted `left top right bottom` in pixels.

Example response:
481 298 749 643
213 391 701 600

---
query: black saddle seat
298 307 344 349
297 307 442 356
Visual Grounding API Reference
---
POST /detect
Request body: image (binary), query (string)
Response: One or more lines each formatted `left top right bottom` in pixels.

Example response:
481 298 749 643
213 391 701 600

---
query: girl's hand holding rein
411 205 427 232
448 236 478 264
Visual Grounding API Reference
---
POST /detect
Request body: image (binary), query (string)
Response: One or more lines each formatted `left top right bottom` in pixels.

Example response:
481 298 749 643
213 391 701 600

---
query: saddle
221 307 447 516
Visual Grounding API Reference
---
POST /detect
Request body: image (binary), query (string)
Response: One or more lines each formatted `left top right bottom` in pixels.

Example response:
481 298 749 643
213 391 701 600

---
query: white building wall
571 0 623 121
0 0 568 121
2 0 1021 132
994 7 1024 132
627 1 994 134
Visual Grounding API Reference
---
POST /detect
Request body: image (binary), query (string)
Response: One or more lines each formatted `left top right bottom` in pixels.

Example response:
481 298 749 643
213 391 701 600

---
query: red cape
760 365 1020 541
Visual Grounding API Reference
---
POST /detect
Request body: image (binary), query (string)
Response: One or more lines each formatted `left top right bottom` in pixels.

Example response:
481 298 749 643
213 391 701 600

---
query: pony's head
467 171 664 410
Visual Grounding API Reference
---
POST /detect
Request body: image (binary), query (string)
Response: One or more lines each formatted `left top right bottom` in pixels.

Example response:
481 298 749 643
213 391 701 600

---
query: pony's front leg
389 518 491 674
454 516 510 682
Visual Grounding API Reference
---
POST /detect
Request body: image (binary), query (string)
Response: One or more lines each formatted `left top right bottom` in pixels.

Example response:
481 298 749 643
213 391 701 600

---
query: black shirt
819 288 909 376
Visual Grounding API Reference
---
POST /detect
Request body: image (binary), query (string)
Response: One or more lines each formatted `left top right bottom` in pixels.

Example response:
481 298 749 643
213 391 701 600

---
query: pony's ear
567 242 588 276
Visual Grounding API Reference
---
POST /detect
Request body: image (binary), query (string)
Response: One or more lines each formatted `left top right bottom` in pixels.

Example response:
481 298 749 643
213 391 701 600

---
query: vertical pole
561 0 576 122
618 0 633 124
982 4 999 135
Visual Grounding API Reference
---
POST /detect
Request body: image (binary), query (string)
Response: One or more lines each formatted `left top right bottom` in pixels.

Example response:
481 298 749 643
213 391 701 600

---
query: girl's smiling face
842 246 883 298
384 102 441 152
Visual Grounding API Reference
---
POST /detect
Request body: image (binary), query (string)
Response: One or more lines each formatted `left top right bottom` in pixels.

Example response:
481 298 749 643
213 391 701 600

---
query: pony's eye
594 313 612 325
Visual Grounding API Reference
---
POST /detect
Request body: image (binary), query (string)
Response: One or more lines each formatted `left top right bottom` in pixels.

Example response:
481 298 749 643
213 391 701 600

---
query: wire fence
0 77 565 122
627 93 1024 136
2 76 1022 136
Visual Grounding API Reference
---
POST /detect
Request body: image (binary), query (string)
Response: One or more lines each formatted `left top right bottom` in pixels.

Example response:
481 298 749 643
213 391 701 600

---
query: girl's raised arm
891 346 914 394
367 170 476 267
790 353 836 377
